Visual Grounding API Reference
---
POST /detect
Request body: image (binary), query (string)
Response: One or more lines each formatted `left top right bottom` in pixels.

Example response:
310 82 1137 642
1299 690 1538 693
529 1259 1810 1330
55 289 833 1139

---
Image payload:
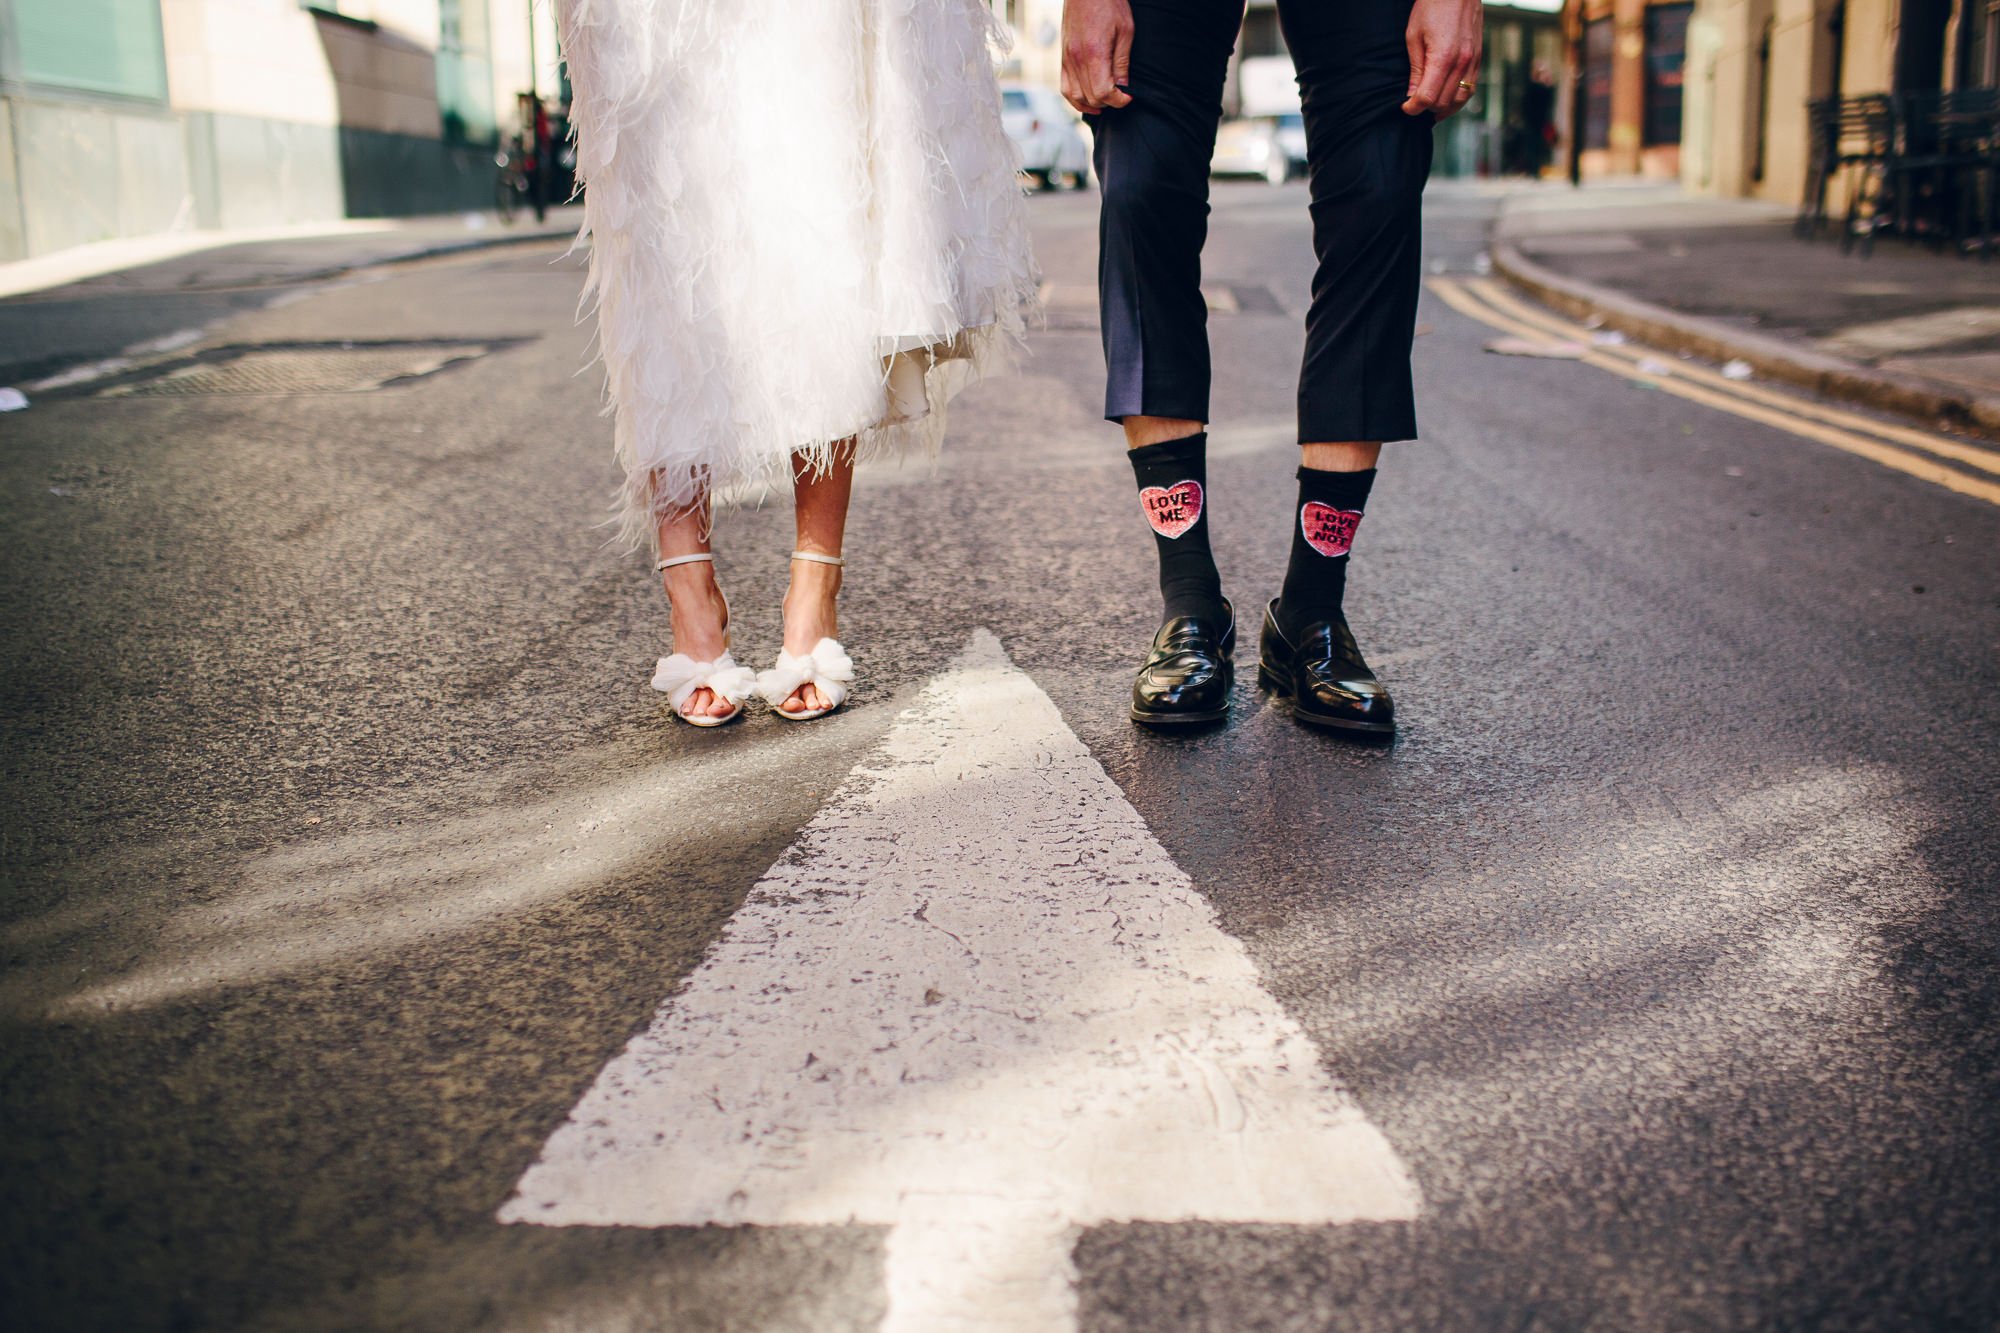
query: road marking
1462 277 2000 479
122 327 206 357
1428 277 2000 509
500 630 1419 1331
27 357 134 392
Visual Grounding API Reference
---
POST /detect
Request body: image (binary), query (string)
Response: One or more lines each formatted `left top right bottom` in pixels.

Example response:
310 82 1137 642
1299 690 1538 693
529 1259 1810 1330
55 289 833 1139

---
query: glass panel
14 0 168 100
1643 2 1693 146
438 0 496 144
1583 17 1614 151
440 0 492 54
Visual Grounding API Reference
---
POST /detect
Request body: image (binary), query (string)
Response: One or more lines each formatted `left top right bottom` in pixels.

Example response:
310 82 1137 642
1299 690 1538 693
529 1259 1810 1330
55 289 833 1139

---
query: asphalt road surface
3 180 1997 1332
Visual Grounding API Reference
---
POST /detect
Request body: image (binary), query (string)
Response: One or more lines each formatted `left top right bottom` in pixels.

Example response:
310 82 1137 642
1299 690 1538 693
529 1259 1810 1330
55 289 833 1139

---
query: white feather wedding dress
558 0 1040 547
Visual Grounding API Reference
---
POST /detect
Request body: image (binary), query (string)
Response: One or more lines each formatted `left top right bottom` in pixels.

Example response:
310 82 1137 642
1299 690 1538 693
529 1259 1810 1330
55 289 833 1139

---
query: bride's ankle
663 568 729 657
781 572 841 651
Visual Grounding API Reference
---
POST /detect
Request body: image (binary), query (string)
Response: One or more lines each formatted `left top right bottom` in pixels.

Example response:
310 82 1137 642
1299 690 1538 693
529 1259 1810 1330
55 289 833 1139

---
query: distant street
3 181 1998 1331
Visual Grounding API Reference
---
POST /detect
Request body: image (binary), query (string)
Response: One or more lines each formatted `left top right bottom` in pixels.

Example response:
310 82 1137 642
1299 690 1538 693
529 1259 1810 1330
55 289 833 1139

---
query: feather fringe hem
559 0 1039 555
607 301 1036 554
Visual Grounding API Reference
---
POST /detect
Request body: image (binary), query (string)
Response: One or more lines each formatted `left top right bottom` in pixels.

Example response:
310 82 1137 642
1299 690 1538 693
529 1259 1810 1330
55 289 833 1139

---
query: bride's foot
658 554 743 722
767 550 848 718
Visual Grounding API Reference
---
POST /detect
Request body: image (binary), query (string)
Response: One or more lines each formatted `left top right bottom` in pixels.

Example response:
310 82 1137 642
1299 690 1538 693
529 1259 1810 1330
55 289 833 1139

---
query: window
1582 17 1614 151
1980 1 2000 87
1752 17 1773 181
1643 2 1693 146
5 0 167 100
1003 90 1031 110
438 0 497 144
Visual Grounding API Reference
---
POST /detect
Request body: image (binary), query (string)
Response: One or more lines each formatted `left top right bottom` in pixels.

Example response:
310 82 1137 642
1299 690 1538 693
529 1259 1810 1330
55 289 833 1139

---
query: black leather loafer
1256 598 1394 736
1130 600 1235 727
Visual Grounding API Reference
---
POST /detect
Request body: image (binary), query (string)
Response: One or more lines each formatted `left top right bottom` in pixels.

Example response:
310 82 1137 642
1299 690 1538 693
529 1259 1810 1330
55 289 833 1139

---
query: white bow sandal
757 551 855 722
650 552 756 727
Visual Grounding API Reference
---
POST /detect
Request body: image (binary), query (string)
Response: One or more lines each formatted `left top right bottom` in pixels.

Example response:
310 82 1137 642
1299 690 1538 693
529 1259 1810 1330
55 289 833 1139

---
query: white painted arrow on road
500 630 1419 1330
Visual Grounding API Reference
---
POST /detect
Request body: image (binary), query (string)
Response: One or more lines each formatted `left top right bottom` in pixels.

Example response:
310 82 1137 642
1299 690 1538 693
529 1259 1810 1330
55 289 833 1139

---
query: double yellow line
1426 276 2000 509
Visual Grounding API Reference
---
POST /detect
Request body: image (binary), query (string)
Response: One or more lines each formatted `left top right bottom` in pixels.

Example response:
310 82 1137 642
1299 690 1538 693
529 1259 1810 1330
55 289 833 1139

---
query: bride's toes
675 685 740 722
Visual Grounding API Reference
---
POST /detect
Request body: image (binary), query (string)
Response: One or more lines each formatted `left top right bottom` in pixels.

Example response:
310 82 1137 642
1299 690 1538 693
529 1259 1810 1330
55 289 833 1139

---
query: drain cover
86 339 515 398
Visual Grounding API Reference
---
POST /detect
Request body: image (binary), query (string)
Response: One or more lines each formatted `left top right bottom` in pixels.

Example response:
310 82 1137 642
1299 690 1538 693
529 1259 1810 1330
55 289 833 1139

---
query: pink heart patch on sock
1140 480 1204 539
1301 502 1363 557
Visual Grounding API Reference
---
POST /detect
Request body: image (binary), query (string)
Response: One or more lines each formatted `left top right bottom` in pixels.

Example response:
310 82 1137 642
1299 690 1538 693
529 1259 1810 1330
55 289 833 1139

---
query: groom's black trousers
1091 0 1433 443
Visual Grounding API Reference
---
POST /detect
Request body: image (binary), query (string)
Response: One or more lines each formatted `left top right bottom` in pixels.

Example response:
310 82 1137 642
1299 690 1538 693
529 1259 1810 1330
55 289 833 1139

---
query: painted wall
994 0 1066 89
1 0 558 262
1681 0 1843 203
159 0 340 125
1841 0 1901 93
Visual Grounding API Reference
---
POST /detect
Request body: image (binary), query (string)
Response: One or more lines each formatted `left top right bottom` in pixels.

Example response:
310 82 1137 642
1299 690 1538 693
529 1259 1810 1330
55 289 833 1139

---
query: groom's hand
1062 0 1135 115
1403 0 1483 120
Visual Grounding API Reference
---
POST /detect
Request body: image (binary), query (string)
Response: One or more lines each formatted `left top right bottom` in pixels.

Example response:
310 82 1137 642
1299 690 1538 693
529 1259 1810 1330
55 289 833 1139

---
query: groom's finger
1064 42 1110 112
1407 35 1454 115
1080 35 1125 113
1106 26 1134 109
1401 27 1432 114
1063 52 1101 113
1063 62 1090 114
1439 38 1481 119
1083 64 1120 113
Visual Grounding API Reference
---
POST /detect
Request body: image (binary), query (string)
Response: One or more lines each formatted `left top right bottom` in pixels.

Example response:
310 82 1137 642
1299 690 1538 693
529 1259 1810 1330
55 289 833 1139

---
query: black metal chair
1934 92 2000 259
1873 90 1999 253
1797 95 1894 245
1835 95 1899 254
1797 97 1841 238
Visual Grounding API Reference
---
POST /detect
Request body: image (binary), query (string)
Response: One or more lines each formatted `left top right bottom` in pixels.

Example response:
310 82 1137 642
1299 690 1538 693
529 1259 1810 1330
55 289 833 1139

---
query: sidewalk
1490 183 2000 437
0 206 581 301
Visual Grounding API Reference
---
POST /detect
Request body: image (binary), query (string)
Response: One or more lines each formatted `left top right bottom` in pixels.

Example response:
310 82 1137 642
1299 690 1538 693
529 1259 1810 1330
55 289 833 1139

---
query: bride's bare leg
656 486 736 720
780 440 856 715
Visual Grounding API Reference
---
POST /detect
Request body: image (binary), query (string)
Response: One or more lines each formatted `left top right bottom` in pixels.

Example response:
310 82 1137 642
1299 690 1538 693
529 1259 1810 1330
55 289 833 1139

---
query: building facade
988 0 1298 112
1563 0 1698 178
991 0 1065 88
0 0 561 262
1678 0 1993 205
991 0 1568 178
1437 2 1569 177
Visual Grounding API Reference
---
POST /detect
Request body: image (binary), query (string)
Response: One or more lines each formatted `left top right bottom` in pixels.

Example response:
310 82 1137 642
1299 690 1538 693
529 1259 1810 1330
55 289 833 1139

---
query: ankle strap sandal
755 551 853 721
650 552 754 726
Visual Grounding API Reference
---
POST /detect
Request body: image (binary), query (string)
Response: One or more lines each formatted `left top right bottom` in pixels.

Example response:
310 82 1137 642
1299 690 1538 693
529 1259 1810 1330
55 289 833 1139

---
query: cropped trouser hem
1092 0 1433 443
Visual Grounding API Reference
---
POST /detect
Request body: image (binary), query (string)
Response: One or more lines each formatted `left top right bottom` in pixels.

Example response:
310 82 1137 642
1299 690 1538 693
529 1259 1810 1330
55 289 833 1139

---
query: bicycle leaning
494 133 545 224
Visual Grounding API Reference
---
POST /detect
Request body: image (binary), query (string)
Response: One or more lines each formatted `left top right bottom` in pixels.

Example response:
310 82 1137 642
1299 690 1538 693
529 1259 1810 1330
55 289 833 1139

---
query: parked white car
1000 83 1093 191
1211 113 1308 184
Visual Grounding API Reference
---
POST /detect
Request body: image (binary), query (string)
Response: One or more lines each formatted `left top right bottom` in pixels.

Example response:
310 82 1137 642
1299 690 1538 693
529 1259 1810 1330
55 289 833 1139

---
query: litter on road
1485 336 1587 360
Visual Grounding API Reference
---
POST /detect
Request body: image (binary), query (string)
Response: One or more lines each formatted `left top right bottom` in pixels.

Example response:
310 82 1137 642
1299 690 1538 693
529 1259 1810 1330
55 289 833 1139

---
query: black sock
1277 466 1376 638
1127 433 1226 623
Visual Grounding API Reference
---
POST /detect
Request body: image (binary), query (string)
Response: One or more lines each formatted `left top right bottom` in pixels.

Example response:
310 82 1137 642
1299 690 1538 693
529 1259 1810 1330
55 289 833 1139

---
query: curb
1489 239 2000 440
0 213 579 301
207 225 579 294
